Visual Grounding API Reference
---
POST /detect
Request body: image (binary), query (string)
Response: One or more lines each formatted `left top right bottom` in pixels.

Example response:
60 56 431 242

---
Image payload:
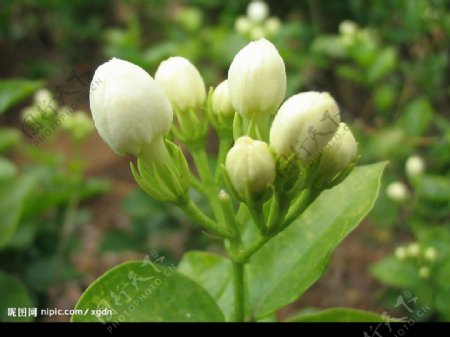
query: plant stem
181 199 231 238
215 136 232 183
232 261 245 322
235 236 270 264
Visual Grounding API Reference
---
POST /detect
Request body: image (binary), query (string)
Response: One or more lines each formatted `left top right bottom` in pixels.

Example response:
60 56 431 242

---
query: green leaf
0 127 22 153
180 162 386 320
0 156 17 179
0 270 34 322
72 261 225 322
178 251 234 321
398 97 434 136
0 172 39 247
367 47 397 84
415 174 450 202
370 256 420 289
247 162 387 318
0 79 43 114
287 307 387 322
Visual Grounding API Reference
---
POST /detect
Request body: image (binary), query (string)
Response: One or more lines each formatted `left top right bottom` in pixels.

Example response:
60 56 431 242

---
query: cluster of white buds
89 37 359 235
395 243 438 280
386 181 409 202
235 1 282 40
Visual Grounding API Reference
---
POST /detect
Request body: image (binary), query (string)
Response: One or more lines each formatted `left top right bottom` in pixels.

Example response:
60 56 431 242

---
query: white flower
270 91 340 161
406 242 420 257
424 247 437 262
394 246 407 260
228 38 286 119
265 17 281 35
247 1 269 22
211 80 234 118
34 88 58 112
317 123 357 179
405 155 425 178
235 16 252 34
386 181 409 202
225 136 275 194
155 56 206 111
90 58 173 157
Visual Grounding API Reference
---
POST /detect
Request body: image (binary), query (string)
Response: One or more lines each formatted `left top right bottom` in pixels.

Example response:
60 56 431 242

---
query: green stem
281 190 319 230
191 149 226 225
232 261 245 322
235 236 270 264
181 199 231 238
215 136 232 183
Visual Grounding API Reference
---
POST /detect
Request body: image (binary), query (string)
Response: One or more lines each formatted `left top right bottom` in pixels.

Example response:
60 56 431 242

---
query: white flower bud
235 16 252 34
405 155 425 178
339 20 357 36
317 123 357 179
269 91 340 161
424 247 437 262
395 246 407 260
225 136 275 194
265 17 281 35
34 88 58 112
90 58 173 157
386 181 409 202
211 80 234 118
228 38 286 119
155 56 206 111
247 1 269 22
407 242 420 257
418 266 430 279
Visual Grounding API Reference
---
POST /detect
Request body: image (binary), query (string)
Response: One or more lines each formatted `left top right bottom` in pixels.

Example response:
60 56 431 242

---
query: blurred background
0 0 449 322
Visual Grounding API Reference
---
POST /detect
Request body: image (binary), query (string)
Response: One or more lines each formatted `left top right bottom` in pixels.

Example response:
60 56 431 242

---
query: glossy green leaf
72 261 225 322
248 162 386 318
0 79 43 114
0 270 34 322
178 251 234 321
0 172 39 247
180 162 386 320
287 307 386 322
370 256 420 288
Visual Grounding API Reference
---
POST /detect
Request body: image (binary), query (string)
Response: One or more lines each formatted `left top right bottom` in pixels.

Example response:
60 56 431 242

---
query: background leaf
0 79 43 114
72 260 225 322
370 256 420 289
287 307 387 322
0 171 40 247
0 270 34 322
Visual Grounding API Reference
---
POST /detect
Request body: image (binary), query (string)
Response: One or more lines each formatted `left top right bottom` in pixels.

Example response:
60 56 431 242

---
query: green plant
0 81 109 322
71 38 387 323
